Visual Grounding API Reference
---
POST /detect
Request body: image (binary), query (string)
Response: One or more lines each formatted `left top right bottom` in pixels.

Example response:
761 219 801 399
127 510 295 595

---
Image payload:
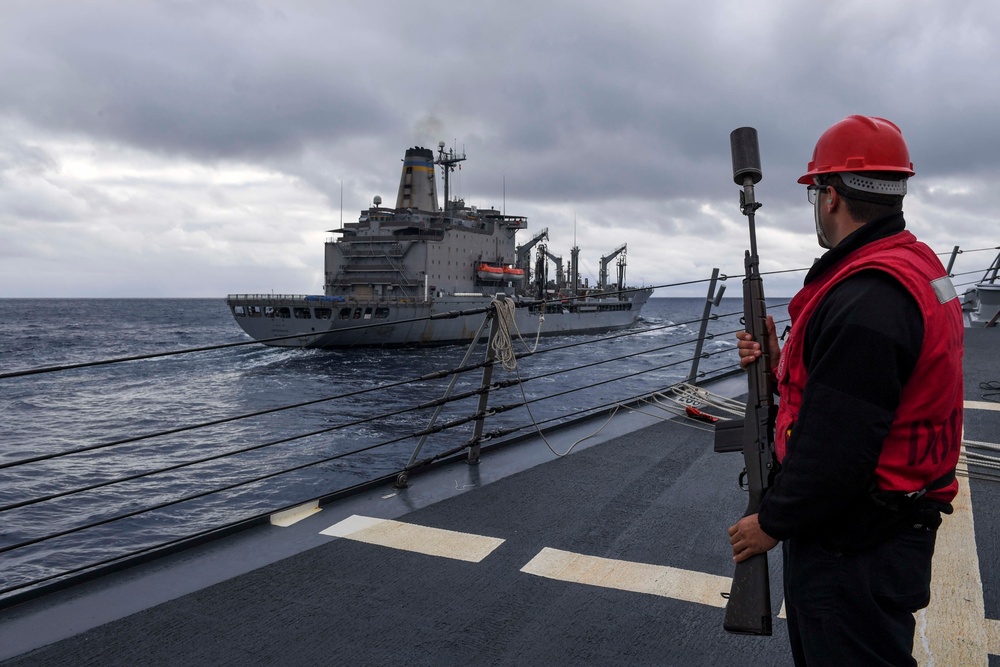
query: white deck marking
965 400 1000 412
914 448 998 664
320 515 505 563
520 547 731 608
270 501 320 527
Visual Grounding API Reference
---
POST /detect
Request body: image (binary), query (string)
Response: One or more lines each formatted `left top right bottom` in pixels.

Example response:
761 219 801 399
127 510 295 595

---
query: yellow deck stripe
915 452 994 664
520 547 731 608
987 619 1000 656
320 515 505 563
270 501 320 527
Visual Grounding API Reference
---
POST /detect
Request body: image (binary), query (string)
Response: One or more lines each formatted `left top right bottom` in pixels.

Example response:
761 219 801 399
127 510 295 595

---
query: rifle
717 127 779 635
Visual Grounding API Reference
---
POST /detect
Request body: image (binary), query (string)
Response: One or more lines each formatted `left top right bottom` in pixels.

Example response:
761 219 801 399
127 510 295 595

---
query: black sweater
757 213 925 541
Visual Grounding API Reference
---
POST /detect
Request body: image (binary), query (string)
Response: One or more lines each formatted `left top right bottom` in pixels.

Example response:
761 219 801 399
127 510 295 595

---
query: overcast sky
1 0 998 299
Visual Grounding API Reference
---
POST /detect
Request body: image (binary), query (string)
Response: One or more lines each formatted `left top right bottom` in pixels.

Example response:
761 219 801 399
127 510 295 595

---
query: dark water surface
0 296 785 594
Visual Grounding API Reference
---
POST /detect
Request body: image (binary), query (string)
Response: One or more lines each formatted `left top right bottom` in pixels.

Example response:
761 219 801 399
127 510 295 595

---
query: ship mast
436 141 466 214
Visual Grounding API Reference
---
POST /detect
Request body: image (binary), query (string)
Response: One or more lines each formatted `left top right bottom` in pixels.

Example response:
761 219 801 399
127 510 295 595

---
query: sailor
728 115 964 666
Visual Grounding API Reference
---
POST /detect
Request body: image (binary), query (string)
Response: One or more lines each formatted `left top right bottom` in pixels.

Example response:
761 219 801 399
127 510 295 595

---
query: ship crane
543 249 565 291
599 244 627 292
516 227 549 285
534 242 549 300
569 246 581 295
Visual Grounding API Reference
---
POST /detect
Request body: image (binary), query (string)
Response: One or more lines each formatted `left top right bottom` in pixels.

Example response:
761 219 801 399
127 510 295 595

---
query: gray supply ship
227 143 652 347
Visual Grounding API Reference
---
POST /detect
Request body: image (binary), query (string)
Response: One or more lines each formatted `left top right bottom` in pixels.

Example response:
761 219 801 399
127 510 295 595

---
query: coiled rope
491 297 543 371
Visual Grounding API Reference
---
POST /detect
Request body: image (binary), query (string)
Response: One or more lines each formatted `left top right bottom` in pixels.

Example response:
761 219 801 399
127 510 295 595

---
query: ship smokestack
396 147 439 212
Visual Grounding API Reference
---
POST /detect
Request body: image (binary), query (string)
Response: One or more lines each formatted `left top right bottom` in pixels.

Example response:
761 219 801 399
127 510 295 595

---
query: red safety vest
774 231 964 502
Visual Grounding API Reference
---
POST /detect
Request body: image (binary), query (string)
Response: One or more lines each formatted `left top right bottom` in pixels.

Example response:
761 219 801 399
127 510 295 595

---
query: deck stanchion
945 245 961 276
468 296 506 464
395 311 493 487
688 268 724 383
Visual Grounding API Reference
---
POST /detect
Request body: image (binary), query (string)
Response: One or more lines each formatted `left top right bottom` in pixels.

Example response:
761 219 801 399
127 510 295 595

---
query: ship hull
226 290 653 348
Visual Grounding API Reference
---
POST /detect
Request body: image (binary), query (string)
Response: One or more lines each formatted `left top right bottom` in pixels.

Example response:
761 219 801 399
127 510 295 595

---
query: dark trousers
782 526 937 666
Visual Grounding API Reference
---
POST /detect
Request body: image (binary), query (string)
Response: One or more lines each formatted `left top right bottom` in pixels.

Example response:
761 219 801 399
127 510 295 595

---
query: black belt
904 468 956 503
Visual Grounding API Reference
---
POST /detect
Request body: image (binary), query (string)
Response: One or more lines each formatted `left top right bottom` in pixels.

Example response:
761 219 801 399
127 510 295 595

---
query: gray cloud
0 2 397 160
0 0 997 297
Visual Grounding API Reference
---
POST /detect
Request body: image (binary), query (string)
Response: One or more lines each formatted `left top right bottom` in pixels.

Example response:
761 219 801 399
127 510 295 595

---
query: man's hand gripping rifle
716 127 779 636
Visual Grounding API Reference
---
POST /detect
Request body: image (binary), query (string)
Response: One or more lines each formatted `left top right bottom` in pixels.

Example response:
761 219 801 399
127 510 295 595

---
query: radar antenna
436 141 466 214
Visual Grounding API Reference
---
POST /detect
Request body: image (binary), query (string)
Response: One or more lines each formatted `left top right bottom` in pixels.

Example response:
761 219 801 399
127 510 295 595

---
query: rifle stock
719 127 778 636
725 553 771 634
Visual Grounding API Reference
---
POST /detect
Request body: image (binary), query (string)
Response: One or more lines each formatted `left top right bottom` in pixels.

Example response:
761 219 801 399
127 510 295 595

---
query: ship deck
1 329 998 666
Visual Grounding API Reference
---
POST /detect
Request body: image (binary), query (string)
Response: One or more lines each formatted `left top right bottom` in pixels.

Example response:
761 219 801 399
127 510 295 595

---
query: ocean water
0 296 785 595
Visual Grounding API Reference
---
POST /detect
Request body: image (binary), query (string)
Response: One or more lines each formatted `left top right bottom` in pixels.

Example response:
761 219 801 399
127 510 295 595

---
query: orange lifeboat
477 263 505 281
503 267 525 282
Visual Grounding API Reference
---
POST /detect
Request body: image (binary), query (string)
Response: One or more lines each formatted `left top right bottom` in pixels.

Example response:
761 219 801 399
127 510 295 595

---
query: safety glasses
806 184 828 205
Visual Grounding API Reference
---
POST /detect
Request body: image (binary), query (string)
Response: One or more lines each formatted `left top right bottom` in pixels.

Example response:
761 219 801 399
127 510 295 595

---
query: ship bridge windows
269 307 291 318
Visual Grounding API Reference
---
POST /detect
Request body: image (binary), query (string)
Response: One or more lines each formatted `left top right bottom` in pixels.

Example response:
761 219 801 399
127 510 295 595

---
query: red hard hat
798 115 914 184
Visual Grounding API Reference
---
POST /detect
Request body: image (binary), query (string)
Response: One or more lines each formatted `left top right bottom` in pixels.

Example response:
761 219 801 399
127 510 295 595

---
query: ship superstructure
961 248 1000 327
325 145 527 303
227 143 651 348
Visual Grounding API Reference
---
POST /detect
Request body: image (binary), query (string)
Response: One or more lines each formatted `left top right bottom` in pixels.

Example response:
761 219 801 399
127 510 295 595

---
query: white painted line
915 446 991 664
965 400 1000 412
270 501 320 527
320 515 505 563
324 514 382 535
520 547 731 608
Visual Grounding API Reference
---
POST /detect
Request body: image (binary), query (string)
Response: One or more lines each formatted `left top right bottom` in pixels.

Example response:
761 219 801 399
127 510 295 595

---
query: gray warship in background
961 248 1000 327
227 143 653 347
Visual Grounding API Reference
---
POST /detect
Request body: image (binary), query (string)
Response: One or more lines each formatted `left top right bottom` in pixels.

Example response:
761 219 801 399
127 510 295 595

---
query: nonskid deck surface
2 332 998 666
